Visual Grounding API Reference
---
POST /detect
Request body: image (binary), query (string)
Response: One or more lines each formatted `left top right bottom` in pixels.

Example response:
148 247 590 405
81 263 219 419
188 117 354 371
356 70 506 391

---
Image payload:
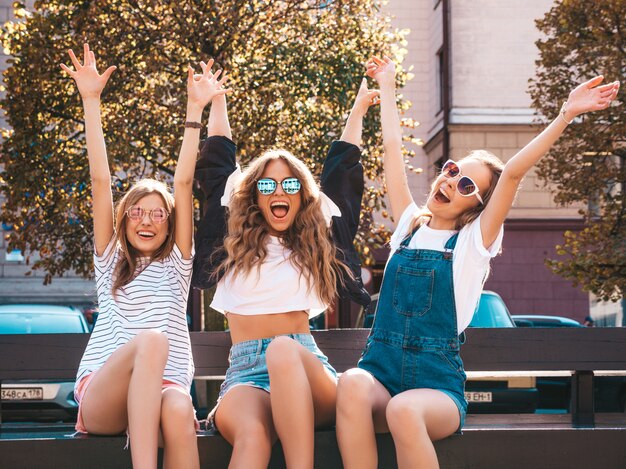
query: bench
2 328 626 468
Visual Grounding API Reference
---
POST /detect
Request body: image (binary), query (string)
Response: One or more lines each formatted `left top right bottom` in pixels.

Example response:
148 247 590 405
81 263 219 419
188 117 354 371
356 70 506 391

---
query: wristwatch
185 121 203 129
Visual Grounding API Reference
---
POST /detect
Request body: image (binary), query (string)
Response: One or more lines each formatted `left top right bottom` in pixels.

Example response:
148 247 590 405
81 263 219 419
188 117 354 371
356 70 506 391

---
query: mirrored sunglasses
441 160 484 204
256 177 302 195
125 205 170 224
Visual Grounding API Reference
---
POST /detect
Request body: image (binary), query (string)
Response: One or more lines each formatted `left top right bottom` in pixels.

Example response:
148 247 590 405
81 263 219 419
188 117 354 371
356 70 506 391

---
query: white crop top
211 236 326 318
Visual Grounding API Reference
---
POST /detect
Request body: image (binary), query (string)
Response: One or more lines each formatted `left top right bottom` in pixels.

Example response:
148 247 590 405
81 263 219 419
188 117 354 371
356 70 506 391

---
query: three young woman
63 44 229 468
335 56 619 469
65 42 618 469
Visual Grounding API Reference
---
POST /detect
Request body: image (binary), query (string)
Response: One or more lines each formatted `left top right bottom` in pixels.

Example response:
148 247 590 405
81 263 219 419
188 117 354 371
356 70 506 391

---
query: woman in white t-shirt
192 76 377 467
336 56 620 468
61 44 229 468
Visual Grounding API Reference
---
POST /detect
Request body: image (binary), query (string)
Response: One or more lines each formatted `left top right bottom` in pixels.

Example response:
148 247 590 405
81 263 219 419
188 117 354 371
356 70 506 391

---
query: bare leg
336 368 392 469
265 336 338 469
161 387 200 469
215 386 276 469
386 389 460 469
79 330 169 469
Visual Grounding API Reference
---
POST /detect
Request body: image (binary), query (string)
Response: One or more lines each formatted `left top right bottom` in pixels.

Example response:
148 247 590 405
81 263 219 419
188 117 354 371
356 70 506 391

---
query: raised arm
60 44 116 256
367 56 413 223
174 60 230 259
340 78 379 146
202 59 232 140
480 76 620 248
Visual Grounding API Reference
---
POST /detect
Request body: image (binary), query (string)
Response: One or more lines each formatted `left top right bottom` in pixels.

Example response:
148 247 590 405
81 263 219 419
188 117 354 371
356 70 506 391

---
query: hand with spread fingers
187 59 232 113
561 76 620 123
60 43 116 100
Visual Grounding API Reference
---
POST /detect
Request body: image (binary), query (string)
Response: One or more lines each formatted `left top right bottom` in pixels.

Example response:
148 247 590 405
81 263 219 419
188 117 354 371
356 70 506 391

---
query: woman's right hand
366 55 396 88
60 43 116 100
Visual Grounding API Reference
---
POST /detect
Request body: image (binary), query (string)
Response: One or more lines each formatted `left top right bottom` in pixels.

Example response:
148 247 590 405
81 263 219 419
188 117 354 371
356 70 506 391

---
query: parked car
0 304 89 422
512 315 584 328
466 291 538 413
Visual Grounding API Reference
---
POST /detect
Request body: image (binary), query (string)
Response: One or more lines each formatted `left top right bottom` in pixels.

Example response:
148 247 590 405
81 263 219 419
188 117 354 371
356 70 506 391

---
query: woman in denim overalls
336 56 620 468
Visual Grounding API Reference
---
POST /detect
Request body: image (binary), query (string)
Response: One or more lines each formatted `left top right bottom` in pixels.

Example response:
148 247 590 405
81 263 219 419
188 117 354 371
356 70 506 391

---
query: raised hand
187 59 231 112
563 76 620 121
352 78 380 117
60 43 116 100
365 55 396 88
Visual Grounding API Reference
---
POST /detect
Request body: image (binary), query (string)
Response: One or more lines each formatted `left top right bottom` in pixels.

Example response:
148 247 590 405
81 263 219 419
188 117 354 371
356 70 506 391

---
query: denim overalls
358 229 468 429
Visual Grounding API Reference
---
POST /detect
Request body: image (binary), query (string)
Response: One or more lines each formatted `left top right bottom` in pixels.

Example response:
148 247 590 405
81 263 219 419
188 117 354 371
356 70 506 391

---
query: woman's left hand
564 76 620 120
187 59 231 111
352 78 380 117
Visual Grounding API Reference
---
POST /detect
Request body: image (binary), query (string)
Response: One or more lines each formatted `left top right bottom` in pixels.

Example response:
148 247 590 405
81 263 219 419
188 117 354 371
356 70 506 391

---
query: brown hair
410 150 504 232
111 179 175 295
215 149 348 305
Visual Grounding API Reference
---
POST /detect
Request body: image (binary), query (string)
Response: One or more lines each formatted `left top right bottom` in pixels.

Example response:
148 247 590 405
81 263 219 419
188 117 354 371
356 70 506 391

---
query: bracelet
559 102 573 125
185 121 203 129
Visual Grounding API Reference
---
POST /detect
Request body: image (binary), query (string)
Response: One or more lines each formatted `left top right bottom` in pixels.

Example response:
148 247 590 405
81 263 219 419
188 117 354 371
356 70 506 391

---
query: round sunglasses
441 160 484 204
256 177 302 195
125 205 170 224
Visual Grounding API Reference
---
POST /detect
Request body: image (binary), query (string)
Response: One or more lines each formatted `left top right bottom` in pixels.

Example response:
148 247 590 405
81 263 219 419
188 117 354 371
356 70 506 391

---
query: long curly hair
216 149 347 305
111 179 176 296
410 150 504 232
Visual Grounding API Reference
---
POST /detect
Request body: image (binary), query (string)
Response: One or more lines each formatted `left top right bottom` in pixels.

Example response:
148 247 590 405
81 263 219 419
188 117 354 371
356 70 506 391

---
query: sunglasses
256 177 302 195
441 160 484 204
125 205 170 224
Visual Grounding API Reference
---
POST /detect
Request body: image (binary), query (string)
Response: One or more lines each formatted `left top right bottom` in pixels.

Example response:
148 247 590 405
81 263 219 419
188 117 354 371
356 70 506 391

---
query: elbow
90 175 111 187
174 175 194 189
383 136 403 153
501 167 524 184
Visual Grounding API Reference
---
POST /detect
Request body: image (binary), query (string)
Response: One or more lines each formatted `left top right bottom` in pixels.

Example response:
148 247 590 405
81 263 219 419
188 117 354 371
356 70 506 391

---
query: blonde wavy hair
216 149 348 305
112 179 175 295
410 150 504 232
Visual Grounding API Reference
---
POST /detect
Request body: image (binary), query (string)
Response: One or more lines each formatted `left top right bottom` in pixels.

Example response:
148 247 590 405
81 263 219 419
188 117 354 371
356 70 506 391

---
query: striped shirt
75 237 195 392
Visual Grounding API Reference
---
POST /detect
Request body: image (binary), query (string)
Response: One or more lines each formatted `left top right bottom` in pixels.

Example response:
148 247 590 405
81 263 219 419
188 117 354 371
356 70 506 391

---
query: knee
265 336 301 373
232 419 273 452
161 395 196 442
337 370 374 413
386 396 427 438
133 330 169 368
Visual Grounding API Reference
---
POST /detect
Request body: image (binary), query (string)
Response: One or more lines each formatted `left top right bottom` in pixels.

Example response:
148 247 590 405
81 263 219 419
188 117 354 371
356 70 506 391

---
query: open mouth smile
270 201 290 219
137 231 156 240
433 187 451 204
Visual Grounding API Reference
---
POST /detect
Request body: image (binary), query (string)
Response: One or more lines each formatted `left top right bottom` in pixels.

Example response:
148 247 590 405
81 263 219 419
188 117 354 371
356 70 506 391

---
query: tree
0 0 418 288
528 0 625 303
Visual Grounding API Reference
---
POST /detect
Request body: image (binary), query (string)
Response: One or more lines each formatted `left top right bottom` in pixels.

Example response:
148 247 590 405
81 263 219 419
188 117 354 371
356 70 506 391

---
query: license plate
1 387 44 400
465 391 492 403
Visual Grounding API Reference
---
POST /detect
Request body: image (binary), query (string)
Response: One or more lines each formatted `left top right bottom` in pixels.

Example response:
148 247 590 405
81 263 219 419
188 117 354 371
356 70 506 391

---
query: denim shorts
206 333 337 432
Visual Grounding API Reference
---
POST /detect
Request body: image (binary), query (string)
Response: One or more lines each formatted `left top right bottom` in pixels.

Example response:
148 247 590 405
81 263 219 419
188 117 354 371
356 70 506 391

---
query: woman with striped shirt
61 44 229 469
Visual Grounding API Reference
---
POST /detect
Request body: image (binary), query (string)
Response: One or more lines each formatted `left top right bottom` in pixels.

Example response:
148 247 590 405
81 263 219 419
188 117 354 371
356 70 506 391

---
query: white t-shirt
75 237 195 391
211 236 327 318
388 203 504 333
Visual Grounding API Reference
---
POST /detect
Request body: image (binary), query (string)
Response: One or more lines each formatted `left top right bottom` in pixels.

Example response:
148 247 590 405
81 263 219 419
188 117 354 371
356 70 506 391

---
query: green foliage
0 0 417 283
529 0 625 301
